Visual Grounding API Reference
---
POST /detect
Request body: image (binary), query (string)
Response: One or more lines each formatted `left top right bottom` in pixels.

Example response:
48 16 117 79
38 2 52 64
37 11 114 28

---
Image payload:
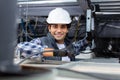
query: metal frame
91 0 120 12
17 0 89 17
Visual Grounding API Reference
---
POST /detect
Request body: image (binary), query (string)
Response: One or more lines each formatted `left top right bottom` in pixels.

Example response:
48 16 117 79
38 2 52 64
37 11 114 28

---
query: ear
48 25 51 32
67 28 69 33
66 28 69 33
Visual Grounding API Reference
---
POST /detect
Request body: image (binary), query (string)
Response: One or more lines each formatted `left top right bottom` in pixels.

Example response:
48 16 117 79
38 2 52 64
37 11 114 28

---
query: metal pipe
95 12 120 15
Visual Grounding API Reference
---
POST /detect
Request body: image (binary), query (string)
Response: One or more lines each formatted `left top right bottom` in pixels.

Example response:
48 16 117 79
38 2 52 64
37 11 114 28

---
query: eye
51 24 58 28
53 24 58 28
61 24 67 29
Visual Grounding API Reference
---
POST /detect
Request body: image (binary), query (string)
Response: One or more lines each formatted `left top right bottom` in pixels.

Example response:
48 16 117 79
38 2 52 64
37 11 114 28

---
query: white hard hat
46 8 71 24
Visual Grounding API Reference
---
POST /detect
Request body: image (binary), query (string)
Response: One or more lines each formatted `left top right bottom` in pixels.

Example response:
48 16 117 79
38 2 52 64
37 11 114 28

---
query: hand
53 49 67 56
67 52 75 61
54 49 75 61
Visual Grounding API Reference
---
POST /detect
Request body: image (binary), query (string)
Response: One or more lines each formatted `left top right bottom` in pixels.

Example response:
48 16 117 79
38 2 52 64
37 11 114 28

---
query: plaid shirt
15 37 88 58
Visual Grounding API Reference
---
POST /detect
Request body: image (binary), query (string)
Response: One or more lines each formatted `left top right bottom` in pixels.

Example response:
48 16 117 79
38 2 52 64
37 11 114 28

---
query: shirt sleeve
15 38 48 58
72 38 88 55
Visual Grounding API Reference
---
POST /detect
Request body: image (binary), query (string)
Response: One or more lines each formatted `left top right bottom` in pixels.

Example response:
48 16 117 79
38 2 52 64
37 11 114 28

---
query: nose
57 27 62 32
56 25 63 32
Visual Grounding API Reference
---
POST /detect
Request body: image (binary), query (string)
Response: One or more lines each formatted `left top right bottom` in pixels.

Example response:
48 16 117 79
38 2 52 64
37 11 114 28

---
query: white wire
107 24 120 29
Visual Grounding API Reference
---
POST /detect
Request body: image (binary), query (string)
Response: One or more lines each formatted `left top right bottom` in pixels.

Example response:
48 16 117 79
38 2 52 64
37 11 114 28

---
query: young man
16 8 92 61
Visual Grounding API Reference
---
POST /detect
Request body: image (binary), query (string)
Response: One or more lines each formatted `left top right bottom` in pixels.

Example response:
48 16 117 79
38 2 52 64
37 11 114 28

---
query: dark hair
67 24 71 28
48 24 71 28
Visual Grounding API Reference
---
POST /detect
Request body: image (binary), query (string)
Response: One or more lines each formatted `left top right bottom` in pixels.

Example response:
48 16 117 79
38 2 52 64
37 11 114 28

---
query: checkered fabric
15 37 88 58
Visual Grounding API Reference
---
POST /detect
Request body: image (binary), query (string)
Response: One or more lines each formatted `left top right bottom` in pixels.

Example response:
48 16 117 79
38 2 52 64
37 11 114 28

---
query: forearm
43 48 67 57
43 48 54 57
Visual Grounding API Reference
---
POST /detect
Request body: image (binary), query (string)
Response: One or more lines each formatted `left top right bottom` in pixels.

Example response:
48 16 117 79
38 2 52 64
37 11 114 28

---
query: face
48 24 68 44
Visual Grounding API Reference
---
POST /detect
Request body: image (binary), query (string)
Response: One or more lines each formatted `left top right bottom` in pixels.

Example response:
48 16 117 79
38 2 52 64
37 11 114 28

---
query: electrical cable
34 17 38 29
73 16 81 42
106 24 120 29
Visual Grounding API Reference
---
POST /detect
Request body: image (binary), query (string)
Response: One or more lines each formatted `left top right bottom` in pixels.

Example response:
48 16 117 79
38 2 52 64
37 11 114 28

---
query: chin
55 38 63 41
55 37 63 40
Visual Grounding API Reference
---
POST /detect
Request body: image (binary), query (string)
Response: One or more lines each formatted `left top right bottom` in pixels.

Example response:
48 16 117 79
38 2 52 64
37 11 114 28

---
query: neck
56 40 64 44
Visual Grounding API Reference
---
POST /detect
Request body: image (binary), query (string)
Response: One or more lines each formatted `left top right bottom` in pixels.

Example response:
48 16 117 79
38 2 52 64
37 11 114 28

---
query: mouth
55 34 63 37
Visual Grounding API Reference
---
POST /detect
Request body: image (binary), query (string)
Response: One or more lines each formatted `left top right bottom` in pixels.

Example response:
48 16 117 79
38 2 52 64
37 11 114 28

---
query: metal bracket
86 9 92 32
